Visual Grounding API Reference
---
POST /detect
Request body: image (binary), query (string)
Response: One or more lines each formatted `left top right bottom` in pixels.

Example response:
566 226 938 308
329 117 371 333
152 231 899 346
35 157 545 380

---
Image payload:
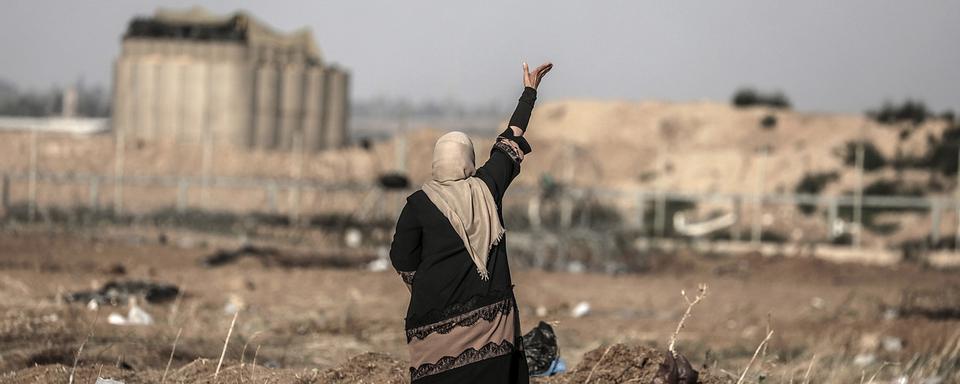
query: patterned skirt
406 294 529 383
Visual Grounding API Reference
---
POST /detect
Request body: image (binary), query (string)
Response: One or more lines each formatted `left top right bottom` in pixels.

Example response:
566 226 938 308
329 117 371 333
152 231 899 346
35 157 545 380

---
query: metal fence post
931 201 942 245
28 126 38 222
266 182 278 213
732 196 742 241
751 148 767 245
654 191 666 237
635 191 646 230
1 174 9 213
88 177 100 210
851 125 867 248
113 128 125 217
827 197 838 240
177 179 189 213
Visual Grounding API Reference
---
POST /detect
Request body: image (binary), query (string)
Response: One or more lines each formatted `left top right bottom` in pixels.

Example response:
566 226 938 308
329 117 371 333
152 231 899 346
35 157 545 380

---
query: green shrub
794 171 840 215
867 99 930 125
732 87 791 109
840 140 887 171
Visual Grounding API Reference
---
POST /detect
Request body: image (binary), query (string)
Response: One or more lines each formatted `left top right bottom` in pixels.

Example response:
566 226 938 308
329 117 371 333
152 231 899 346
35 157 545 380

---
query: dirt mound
316 352 407 383
534 344 731 384
0 353 407 384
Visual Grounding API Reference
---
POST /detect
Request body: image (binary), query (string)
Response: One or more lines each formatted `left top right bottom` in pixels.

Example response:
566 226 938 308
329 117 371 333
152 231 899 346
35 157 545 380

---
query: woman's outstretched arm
476 61 553 202
506 62 553 138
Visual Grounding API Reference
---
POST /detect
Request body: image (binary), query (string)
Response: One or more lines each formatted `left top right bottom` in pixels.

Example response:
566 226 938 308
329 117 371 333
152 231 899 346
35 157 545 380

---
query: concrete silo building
111 7 349 152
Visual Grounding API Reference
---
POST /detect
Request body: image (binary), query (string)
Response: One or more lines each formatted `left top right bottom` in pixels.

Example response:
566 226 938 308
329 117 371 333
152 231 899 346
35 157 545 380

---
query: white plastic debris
107 313 128 325
345 228 363 248
883 308 899 321
853 353 876 366
571 301 591 318
882 336 903 352
535 306 548 317
87 299 99 311
96 378 125 384
224 294 246 315
810 297 826 310
107 299 154 326
126 304 153 325
566 261 586 274
367 257 390 272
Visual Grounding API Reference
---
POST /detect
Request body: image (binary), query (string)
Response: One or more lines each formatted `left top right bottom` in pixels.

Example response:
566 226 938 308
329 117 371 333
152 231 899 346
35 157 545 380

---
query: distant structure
111 7 349 152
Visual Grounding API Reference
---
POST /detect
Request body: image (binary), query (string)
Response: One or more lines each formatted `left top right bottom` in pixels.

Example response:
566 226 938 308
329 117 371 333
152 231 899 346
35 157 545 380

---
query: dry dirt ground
0 229 958 383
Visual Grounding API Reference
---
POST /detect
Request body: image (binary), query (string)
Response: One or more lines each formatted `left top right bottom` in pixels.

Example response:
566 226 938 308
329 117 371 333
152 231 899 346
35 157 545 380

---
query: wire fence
4 170 960 252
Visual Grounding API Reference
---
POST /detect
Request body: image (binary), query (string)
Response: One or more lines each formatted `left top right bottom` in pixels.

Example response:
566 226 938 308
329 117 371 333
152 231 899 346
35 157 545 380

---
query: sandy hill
517 100 949 194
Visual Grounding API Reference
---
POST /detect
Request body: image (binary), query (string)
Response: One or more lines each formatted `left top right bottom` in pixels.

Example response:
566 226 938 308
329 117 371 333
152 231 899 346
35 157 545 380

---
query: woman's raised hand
522 61 553 90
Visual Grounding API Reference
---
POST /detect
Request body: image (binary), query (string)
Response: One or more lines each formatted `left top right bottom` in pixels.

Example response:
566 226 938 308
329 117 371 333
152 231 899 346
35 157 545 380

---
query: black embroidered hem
404 287 514 329
398 270 416 285
493 138 524 165
409 340 517 381
406 297 514 342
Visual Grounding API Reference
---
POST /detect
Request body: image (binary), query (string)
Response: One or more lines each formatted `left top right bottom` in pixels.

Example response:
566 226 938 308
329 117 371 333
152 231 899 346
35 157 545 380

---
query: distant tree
760 114 777 129
794 171 840 214
941 110 955 124
732 87 791 109
924 125 960 176
840 140 886 171
866 99 930 125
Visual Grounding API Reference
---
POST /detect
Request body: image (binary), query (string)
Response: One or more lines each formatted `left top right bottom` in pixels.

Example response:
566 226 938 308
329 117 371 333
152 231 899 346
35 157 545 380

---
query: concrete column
322 67 349 149
253 63 279 149
278 63 305 151
182 59 209 144
134 56 158 140
302 66 325 152
156 58 183 141
111 56 134 139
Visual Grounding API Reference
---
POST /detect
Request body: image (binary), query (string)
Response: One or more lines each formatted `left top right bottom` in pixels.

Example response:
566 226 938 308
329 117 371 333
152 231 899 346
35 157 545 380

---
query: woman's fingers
523 61 552 88
534 62 552 74
536 63 553 81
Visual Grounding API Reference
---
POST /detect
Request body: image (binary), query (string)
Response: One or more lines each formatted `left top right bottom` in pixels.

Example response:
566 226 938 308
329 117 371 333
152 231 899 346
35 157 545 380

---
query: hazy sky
1 0 958 113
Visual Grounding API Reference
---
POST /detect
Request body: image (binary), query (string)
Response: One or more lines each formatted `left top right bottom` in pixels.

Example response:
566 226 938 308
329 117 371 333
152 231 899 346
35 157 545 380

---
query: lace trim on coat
398 271 416 285
406 297 514 342
404 287 514 329
493 138 524 165
409 340 516 381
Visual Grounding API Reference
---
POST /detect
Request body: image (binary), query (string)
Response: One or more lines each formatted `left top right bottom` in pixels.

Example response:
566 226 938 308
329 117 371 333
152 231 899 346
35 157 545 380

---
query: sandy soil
0 229 958 383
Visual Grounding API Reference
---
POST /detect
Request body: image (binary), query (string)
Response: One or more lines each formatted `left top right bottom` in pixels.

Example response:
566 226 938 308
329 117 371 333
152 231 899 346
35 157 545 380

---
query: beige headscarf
421 132 505 280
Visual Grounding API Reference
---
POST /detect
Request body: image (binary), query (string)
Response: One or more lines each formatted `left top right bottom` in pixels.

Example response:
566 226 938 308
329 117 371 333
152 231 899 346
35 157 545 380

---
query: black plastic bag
522 321 560 375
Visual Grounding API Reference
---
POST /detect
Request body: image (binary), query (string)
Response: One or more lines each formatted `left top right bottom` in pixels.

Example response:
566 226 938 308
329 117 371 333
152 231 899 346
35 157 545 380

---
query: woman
390 61 553 383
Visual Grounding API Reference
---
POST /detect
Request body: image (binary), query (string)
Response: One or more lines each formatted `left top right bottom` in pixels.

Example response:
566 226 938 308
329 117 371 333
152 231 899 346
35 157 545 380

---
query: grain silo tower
111 7 349 152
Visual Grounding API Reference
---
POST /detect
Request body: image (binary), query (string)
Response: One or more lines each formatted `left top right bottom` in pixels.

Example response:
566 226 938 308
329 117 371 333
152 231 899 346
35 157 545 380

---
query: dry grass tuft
668 283 708 356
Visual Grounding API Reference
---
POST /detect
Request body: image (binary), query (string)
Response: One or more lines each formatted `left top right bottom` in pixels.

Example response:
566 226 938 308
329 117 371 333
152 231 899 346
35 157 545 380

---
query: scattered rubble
202 245 375 269
65 280 179 306
534 344 726 384
898 287 960 320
